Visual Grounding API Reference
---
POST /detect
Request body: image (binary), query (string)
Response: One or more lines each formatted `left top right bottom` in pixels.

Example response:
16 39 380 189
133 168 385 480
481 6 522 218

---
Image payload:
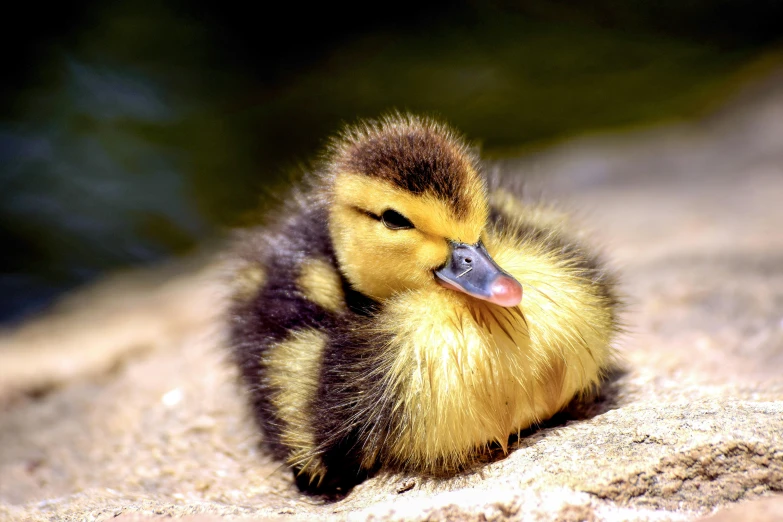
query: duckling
228 113 619 493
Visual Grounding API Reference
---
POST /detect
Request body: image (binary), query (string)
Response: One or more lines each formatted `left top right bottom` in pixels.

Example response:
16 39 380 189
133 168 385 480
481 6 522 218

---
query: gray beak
434 241 522 307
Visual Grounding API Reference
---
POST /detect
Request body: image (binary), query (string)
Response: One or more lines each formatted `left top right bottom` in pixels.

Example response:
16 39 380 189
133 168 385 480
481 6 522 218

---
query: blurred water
0 59 209 320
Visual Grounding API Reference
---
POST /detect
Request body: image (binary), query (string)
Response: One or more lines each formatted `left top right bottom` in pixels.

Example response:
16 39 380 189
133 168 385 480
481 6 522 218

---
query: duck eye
381 209 414 230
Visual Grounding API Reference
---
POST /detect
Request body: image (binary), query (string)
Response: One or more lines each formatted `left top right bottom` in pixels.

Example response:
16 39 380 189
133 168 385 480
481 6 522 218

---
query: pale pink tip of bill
488 275 523 307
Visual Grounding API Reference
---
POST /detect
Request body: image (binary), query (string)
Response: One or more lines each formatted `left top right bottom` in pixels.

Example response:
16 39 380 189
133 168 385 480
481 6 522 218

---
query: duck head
325 114 522 307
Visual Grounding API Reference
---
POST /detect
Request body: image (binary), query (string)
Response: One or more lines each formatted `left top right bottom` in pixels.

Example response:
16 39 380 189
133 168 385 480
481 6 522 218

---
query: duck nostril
465 258 472 264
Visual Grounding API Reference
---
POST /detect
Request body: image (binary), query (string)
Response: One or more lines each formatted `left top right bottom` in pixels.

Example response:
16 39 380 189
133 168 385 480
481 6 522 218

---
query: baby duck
229 114 619 493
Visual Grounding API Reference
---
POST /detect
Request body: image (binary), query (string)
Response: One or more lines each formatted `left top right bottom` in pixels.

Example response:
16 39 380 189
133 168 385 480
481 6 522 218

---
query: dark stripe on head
331 115 479 218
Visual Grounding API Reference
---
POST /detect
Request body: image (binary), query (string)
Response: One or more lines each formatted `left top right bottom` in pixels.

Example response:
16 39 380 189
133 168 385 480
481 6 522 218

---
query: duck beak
434 241 522 307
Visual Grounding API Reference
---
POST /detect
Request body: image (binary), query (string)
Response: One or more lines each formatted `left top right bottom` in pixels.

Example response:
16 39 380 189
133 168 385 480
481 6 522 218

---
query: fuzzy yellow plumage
229 113 619 493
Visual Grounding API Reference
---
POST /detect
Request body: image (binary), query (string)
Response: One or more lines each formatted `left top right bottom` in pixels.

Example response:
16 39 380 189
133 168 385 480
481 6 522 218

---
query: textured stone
1 70 783 522
696 495 783 522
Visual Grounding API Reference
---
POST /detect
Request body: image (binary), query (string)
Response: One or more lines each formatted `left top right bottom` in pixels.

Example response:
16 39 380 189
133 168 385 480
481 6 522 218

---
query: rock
1 70 783 521
696 495 783 522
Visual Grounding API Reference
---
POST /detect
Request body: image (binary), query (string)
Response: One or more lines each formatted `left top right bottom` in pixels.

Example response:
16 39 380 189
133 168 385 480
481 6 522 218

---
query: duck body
229 114 619 492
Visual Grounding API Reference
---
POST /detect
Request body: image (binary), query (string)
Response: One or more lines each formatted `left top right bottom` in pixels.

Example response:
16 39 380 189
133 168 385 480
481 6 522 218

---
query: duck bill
434 241 522 307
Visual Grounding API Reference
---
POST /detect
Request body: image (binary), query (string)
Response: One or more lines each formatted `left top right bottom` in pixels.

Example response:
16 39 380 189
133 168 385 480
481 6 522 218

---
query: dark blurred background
1 0 782 324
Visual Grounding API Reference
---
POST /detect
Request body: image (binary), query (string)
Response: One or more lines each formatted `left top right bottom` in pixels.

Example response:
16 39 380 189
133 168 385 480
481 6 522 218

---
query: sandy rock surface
1 71 782 522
